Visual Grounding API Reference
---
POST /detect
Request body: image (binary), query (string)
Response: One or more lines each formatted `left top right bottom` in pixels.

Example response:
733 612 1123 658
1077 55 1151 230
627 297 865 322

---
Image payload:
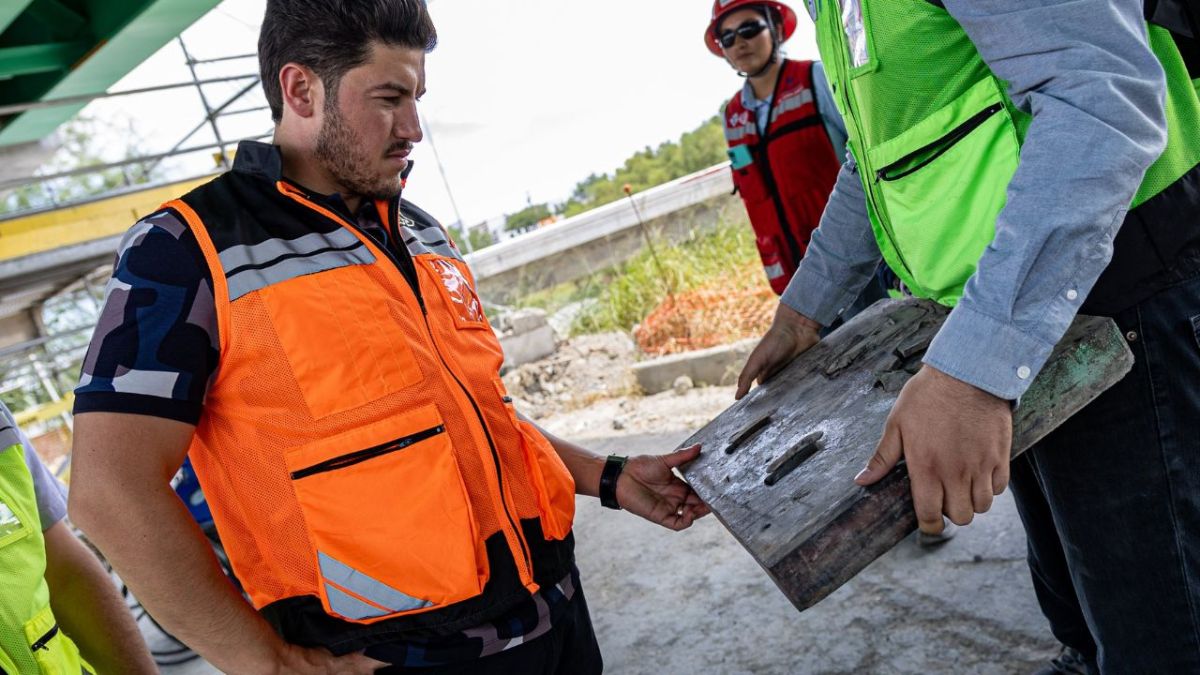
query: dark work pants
379 586 603 675
1009 272 1200 673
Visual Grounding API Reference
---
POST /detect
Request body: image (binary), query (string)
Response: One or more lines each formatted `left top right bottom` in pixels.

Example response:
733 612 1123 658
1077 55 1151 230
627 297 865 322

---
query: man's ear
279 62 322 119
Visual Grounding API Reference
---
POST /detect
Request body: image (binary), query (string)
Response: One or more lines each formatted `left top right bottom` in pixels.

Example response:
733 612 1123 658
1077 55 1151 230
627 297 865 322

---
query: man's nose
396 103 423 143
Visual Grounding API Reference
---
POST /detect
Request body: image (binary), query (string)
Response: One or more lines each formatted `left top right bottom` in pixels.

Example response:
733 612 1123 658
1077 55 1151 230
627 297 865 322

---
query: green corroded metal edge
0 0 224 147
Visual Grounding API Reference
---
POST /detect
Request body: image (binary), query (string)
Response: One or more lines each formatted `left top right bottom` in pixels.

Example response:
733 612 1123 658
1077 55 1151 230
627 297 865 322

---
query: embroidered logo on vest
433 259 485 323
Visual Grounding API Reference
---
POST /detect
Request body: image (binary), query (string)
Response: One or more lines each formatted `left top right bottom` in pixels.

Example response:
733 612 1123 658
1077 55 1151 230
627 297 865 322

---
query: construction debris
502 332 638 419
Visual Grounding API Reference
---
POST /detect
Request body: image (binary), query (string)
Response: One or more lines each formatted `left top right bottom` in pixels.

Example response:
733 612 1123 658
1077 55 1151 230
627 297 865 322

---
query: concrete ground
154 428 1057 675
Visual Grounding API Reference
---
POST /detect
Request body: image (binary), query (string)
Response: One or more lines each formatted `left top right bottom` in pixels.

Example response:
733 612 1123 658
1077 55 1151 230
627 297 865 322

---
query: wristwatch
599 455 627 510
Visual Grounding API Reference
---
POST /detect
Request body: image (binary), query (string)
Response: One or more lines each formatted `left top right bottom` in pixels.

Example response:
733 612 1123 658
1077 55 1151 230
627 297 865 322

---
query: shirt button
1066 289 1078 301
1017 366 1031 380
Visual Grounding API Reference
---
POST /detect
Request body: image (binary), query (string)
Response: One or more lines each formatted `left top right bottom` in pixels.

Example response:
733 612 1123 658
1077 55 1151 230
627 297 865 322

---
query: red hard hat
704 0 798 57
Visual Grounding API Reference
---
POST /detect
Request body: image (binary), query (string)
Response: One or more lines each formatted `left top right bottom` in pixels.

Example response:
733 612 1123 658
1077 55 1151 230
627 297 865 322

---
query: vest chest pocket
257 264 425 419
731 154 771 205
865 77 1020 305
284 404 487 622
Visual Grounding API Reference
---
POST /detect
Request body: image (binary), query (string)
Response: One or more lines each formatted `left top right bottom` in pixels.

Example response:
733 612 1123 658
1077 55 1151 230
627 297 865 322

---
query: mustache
385 141 414 155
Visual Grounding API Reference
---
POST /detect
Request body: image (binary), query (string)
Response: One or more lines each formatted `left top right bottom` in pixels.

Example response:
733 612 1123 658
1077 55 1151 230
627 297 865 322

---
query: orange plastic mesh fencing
634 279 776 356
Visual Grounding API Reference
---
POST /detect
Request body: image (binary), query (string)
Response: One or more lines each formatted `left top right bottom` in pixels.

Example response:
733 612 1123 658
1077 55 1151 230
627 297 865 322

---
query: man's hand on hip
853 365 1012 534
736 303 822 400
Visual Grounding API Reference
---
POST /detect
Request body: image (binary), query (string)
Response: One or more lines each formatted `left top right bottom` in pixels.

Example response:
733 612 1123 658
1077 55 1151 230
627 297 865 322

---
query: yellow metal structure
13 394 72 427
0 175 215 263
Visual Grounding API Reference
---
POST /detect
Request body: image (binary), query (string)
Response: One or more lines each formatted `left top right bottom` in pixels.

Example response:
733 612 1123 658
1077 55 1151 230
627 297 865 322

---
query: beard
314 100 411 201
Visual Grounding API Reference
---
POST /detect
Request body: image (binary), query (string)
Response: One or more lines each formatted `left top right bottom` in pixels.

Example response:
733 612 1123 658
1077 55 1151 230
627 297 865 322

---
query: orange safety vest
163 141 577 651
725 59 841 294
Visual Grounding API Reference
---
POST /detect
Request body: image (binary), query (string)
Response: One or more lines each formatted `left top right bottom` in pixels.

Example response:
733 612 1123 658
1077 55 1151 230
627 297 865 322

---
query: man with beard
67 1 709 673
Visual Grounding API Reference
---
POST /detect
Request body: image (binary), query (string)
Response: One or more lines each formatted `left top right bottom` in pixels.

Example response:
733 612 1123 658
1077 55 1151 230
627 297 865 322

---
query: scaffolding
0 39 271 459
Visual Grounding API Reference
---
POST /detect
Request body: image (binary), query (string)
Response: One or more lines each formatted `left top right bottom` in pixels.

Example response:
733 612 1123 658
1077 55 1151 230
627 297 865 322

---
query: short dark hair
258 0 438 122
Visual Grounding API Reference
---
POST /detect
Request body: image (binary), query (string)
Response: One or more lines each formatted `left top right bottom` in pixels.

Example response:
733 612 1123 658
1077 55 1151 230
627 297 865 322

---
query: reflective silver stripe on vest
764 263 786 279
725 124 758 142
318 551 432 613
840 0 869 67
222 229 376 301
399 213 461 261
325 583 391 620
770 89 815 124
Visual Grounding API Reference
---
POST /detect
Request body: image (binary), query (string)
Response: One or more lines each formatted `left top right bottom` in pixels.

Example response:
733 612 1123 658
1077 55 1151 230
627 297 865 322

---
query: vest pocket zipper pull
31 624 59 651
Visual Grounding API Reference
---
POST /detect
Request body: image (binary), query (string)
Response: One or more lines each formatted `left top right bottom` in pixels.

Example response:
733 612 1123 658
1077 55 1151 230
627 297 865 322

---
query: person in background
0 401 155 674
706 0 890 319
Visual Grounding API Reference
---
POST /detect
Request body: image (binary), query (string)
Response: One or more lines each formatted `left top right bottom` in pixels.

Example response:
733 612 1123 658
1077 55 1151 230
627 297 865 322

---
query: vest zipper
824 2 917 287
30 624 58 652
275 184 537 589
415 309 536 586
290 425 446 479
875 103 1003 182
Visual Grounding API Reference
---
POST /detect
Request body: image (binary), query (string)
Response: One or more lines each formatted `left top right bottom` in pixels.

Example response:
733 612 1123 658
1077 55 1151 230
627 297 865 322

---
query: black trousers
1010 272 1200 673
378 587 603 675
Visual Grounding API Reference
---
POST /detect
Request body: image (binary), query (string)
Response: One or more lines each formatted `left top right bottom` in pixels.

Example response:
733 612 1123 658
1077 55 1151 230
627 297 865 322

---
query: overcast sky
79 0 820 228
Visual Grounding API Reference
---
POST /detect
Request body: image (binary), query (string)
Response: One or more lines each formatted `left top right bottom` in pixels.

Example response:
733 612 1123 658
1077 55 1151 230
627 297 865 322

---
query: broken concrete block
499 324 558 371
632 338 759 394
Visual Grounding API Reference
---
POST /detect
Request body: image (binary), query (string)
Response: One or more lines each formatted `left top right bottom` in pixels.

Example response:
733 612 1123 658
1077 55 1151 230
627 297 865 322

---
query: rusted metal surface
678 298 1134 611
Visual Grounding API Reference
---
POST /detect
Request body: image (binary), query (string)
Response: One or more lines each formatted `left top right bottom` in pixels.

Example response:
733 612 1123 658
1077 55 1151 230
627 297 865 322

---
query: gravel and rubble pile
502 332 639 419
502 327 738 438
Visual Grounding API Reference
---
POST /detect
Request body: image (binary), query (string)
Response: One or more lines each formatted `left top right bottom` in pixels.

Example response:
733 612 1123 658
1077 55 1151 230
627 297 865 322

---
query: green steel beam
0 0 35 37
0 41 92 79
24 0 87 41
0 0 223 147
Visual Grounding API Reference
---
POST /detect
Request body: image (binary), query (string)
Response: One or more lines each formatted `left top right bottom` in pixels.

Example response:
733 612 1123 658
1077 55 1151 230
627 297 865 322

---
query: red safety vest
725 59 841 294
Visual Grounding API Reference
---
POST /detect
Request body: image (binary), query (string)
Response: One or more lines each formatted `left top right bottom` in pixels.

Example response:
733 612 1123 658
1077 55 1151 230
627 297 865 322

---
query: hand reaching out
616 445 711 531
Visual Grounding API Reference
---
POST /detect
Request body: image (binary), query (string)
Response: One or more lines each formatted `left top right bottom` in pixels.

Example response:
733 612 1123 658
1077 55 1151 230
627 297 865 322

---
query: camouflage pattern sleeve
73 209 219 425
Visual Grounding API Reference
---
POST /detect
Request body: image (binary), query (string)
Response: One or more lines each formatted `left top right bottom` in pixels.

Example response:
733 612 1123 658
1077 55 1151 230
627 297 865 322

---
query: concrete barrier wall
468 163 741 304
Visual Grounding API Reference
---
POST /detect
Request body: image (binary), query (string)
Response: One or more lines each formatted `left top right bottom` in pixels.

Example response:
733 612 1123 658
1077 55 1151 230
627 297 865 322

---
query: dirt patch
533 384 736 441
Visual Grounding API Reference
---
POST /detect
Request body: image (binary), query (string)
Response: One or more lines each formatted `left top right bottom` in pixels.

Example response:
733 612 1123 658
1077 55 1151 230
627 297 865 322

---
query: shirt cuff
922 304 1056 401
779 263 862 327
73 392 202 426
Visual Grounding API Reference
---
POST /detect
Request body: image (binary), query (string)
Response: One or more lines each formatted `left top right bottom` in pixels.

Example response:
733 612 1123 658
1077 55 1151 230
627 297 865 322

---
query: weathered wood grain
678 298 1133 611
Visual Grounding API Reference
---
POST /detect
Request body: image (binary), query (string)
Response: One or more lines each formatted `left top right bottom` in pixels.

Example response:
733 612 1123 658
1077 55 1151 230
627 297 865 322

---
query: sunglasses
719 19 770 49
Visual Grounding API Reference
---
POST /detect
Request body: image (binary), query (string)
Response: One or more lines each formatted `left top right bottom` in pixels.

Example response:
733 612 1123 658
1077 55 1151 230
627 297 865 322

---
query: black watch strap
599 455 627 510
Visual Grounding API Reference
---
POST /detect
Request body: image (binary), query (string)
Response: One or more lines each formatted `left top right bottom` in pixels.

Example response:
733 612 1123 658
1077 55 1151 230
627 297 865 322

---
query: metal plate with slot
725 411 774 455
678 298 1135 613
764 431 824 486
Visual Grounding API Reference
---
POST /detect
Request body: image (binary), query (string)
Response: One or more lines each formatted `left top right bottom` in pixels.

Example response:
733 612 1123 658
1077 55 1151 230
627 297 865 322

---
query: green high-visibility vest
0 419 91 675
813 0 1200 305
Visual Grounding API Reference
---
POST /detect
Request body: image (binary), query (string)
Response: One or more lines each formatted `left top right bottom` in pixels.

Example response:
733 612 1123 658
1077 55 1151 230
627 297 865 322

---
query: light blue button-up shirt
741 60 849 160
781 0 1168 400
